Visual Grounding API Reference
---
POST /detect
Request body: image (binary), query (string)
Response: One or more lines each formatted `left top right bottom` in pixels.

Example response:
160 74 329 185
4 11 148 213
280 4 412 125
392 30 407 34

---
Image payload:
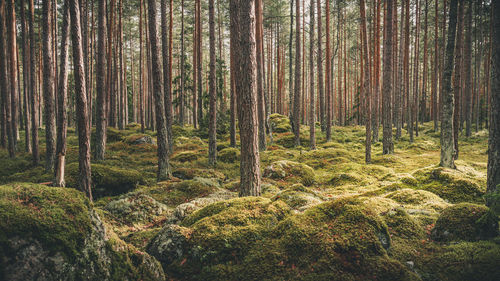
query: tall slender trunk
230 0 261 196
440 0 459 169
256 0 267 151
464 1 472 137
325 0 332 141
69 0 92 200
95 0 107 160
196 0 203 125
432 0 439 131
452 0 464 159
161 0 173 154
317 0 324 132
421 0 429 124
55 1 70 187
486 0 500 210
372 0 381 142
20 0 31 153
147 0 171 181
208 0 217 166
404 0 412 142
382 0 394 154
28 0 38 164
0 0 14 158
42 0 56 172
309 0 316 149
395 0 405 139
180 0 185 126
360 0 372 163
293 0 301 147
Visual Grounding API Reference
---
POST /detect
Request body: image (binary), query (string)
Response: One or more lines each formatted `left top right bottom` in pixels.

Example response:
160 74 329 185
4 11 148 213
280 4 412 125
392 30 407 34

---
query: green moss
275 132 309 148
269 113 292 133
123 134 154 145
145 178 219 206
272 184 323 210
66 163 146 198
263 160 316 186
328 172 365 186
381 208 425 239
6 166 52 183
0 151 32 183
122 228 162 251
413 166 486 204
419 241 500 281
431 203 499 242
105 192 169 224
218 147 240 163
171 151 200 162
172 167 225 181
0 183 93 259
385 188 450 211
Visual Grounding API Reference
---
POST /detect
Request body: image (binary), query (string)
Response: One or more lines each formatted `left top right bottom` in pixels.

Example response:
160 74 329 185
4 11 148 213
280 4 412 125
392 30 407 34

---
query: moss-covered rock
263 160 316 186
269 113 291 133
105 192 169 224
381 208 426 239
431 203 499 242
145 178 219 206
385 188 451 212
171 151 200 162
123 134 155 145
419 241 500 281
218 147 240 163
148 197 420 280
272 184 323 211
328 172 365 186
66 163 146 198
0 183 164 280
413 166 486 203
172 167 225 181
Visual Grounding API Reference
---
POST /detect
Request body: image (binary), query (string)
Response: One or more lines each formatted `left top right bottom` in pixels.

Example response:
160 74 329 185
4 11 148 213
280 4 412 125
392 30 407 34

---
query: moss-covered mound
104 191 170 225
145 177 220 206
418 241 500 281
172 167 225 181
0 183 164 280
66 163 146 198
171 151 200 162
269 113 292 133
218 147 240 163
271 183 323 211
263 160 316 186
413 167 486 204
431 203 499 242
148 197 419 280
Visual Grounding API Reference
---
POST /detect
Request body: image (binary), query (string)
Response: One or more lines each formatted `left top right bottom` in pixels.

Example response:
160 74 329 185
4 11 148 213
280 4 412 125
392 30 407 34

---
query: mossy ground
1 117 499 280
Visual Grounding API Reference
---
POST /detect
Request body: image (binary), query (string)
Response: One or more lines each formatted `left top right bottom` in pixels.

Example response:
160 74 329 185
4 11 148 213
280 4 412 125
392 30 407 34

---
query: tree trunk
55 1 70 187
293 0 301 147
464 1 472 137
0 0 14 158
95 0 107 160
325 0 332 141
486 0 500 211
20 0 31 153
179 0 185 126
147 0 171 181
28 0 38 164
317 0 324 132
372 0 381 143
309 0 316 150
404 0 412 143
208 0 217 166
230 0 261 196
42 0 56 172
256 0 267 151
360 0 372 163
452 0 464 160
196 0 203 126
440 0 459 169
69 0 92 200
161 0 173 154
395 0 405 139
432 0 439 131
382 0 394 155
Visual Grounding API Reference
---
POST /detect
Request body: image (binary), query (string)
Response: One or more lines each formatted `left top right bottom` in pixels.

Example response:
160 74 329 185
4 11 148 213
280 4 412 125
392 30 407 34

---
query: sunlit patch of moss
413 166 486 203
263 160 316 186
327 172 365 187
269 113 292 133
385 188 450 212
272 183 324 211
171 151 201 163
431 203 499 242
218 147 240 163
172 167 226 181
381 208 426 240
144 178 219 207
6 166 52 184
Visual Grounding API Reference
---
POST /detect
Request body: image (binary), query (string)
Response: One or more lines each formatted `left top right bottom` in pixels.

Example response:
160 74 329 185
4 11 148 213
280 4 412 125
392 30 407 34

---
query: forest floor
1 114 499 280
